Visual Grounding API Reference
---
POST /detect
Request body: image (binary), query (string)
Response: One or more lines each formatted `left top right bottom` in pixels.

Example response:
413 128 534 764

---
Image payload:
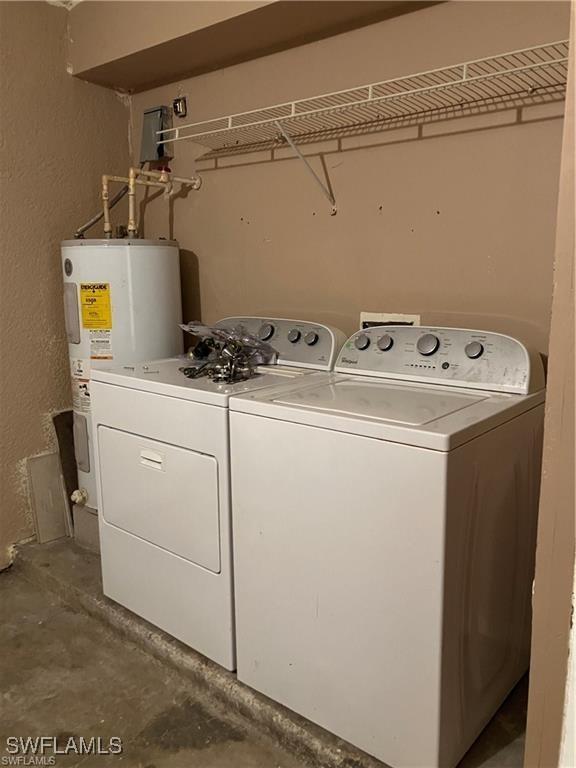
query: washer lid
273 379 486 425
231 374 545 450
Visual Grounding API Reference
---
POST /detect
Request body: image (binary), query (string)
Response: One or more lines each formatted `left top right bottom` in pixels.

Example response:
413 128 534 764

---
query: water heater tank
61 239 183 511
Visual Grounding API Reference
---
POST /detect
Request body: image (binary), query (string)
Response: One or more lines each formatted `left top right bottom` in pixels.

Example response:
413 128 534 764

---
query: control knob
304 331 319 346
465 341 484 359
377 334 394 352
258 323 275 341
417 333 440 356
287 329 301 343
354 333 370 351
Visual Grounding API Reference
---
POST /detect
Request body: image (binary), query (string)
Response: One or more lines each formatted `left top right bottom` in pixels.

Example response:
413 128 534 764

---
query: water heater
61 239 183 513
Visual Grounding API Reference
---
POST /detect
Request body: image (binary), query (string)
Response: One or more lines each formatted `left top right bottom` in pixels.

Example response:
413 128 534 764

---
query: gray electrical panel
140 106 173 163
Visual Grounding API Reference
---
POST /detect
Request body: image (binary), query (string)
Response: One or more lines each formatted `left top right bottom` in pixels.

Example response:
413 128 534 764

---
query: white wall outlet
360 312 421 330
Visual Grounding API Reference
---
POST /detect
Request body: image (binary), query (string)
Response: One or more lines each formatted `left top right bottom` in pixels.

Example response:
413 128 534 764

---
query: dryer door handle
140 449 164 471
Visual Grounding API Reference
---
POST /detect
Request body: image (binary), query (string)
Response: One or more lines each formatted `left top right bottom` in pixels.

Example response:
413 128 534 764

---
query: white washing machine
91 317 345 671
230 326 545 768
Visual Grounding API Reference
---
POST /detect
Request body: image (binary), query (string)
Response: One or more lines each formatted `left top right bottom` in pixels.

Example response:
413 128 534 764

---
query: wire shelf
158 40 568 157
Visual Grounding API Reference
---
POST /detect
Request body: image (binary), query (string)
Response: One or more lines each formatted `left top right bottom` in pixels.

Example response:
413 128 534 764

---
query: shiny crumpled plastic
179 322 278 383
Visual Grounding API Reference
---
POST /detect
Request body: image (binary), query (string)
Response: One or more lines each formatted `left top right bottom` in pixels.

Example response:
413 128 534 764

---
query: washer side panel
440 404 544 767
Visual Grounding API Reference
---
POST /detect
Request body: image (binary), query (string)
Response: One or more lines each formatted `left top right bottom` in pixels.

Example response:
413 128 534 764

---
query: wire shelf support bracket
274 121 338 214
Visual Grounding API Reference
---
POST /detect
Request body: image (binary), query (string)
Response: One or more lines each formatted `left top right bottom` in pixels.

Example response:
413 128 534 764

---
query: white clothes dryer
230 326 545 767
91 317 345 671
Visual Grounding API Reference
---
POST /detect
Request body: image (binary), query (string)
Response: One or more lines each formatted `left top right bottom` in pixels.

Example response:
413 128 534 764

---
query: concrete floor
1 545 528 768
1 569 304 768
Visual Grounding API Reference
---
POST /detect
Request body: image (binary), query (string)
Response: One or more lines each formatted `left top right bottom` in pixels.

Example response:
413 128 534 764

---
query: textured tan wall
132 1 569 353
524 3 575 765
0 2 130 569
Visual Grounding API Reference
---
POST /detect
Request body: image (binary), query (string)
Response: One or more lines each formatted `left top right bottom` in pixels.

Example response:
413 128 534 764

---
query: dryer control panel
335 326 545 394
215 317 346 371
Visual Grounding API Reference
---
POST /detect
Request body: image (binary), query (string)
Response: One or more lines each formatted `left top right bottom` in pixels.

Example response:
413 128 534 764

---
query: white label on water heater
70 357 91 412
70 357 91 380
89 330 113 360
72 379 91 412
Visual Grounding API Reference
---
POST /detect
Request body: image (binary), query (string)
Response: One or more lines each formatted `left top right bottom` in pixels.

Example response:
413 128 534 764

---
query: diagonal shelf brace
274 121 337 215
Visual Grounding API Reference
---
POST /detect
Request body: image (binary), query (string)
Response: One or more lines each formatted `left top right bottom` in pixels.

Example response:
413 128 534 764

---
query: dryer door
98 427 221 573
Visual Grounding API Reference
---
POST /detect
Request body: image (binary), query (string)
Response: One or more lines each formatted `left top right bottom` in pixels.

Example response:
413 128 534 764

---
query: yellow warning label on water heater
80 283 112 329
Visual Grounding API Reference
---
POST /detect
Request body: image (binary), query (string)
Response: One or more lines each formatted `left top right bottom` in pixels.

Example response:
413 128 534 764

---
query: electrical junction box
140 106 173 163
360 312 421 330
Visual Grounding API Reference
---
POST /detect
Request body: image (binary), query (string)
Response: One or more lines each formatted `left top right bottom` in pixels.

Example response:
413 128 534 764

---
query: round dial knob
304 331 319 346
465 341 484 359
287 329 301 343
354 333 370 351
258 323 275 341
377 334 394 352
417 333 440 356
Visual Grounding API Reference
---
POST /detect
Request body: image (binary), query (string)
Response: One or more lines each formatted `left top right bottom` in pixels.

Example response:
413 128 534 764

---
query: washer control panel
215 317 346 370
335 326 544 394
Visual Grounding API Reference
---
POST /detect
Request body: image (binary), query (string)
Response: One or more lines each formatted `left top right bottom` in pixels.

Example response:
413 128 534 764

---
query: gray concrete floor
458 682 527 768
1 551 528 768
0 569 304 768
